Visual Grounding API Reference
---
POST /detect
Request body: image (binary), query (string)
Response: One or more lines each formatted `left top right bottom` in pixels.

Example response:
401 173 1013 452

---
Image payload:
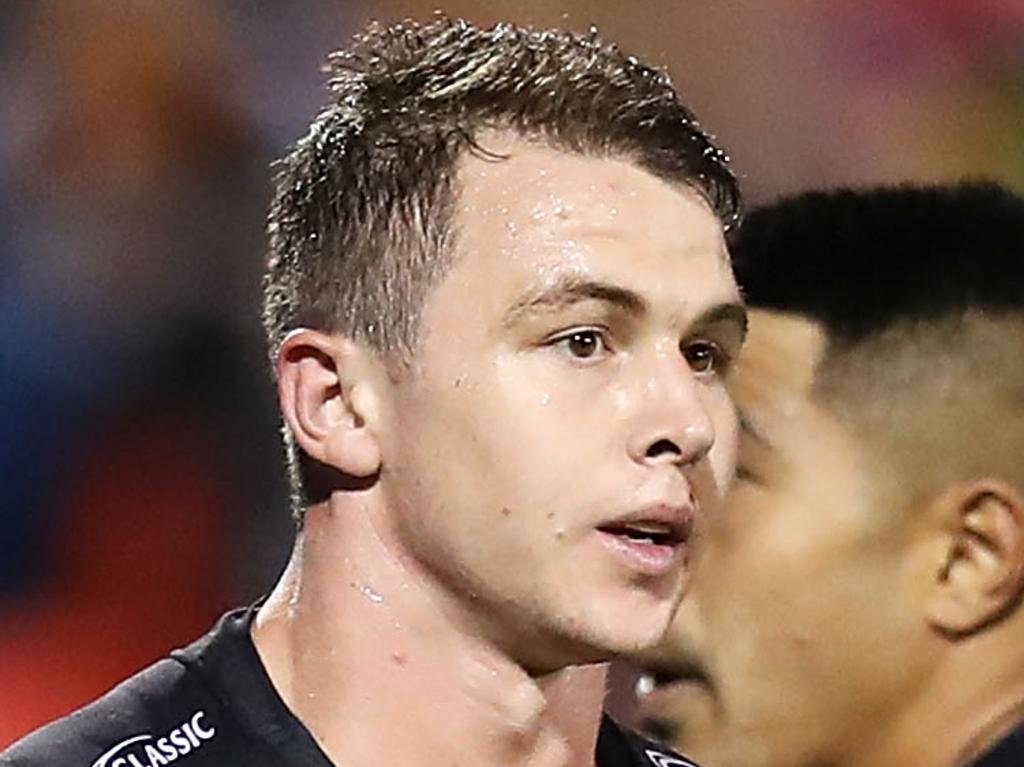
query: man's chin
577 618 680 663
511 587 681 672
527 625 670 675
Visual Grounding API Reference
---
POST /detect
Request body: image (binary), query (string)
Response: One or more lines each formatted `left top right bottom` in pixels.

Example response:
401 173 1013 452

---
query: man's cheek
710 409 740 492
709 445 738 500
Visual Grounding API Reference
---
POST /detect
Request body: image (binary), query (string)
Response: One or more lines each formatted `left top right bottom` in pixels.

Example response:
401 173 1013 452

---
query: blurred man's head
637 182 1024 766
264 18 746 674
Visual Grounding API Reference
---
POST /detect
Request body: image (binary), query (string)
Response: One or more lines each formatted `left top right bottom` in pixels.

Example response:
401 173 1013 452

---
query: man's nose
627 357 715 469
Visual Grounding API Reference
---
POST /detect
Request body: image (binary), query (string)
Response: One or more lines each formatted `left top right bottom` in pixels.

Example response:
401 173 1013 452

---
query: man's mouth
595 507 693 577
597 520 685 547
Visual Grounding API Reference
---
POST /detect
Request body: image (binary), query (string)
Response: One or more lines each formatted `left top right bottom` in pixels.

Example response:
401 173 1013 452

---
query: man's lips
595 504 694 577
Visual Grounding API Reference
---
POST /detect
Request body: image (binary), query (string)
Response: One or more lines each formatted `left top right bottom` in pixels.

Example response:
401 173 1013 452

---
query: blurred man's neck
849 639 1024 767
252 498 605 767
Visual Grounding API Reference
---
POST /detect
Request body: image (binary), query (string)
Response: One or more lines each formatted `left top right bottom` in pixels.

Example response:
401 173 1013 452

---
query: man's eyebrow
502 275 647 327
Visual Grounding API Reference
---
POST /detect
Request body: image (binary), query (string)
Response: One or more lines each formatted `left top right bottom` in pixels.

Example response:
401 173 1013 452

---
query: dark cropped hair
732 182 1024 513
262 17 740 515
731 181 1024 341
263 16 739 362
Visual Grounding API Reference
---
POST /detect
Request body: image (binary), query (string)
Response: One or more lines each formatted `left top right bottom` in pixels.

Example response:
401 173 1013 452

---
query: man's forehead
439 132 737 331
454 131 712 225
455 134 582 207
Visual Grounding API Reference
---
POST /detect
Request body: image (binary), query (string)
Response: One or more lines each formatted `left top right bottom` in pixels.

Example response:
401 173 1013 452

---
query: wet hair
730 181 1024 341
262 16 740 516
264 17 739 358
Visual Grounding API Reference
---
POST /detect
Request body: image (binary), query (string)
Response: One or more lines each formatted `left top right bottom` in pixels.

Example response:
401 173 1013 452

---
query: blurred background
0 0 1022 745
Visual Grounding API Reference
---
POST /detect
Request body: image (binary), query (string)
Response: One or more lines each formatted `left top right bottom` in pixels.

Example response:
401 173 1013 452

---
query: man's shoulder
598 715 702 767
0 655 219 767
0 610 266 767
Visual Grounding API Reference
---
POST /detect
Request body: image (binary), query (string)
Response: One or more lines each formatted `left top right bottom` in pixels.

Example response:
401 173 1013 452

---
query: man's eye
681 340 727 375
552 329 609 360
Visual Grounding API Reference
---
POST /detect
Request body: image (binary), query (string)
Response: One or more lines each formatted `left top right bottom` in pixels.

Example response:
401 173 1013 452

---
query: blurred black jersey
971 722 1024 767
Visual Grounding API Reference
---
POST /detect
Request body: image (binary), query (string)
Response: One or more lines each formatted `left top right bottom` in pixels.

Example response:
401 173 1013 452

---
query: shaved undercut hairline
813 311 1024 522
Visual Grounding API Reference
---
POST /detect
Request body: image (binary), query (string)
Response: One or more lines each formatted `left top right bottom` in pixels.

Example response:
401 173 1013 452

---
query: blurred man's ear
276 330 383 481
921 478 1024 636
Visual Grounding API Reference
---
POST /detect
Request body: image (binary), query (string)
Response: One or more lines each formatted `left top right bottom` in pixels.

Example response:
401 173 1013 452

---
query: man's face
379 136 744 672
636 310 935 766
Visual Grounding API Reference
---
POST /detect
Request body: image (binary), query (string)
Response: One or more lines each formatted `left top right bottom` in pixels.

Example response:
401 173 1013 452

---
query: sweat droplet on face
357 584 384 604
540 393 551 406
559 238 579 257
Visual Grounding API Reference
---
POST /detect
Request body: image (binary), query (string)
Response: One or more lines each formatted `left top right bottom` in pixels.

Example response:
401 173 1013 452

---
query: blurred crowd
1 0 1022 747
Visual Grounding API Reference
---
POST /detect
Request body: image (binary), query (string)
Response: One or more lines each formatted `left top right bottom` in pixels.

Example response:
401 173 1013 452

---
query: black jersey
0 607 699 767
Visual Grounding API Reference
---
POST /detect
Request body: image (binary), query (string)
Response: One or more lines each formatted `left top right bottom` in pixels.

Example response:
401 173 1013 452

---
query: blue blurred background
1 0 1022 743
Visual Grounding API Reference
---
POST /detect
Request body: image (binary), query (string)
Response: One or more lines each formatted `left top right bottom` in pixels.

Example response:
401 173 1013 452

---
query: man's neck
848 642 1024 767
252 502 606 767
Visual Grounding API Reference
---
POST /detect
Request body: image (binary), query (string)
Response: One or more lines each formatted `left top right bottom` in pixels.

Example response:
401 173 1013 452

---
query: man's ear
923 478 1024 637
276 329 383 479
